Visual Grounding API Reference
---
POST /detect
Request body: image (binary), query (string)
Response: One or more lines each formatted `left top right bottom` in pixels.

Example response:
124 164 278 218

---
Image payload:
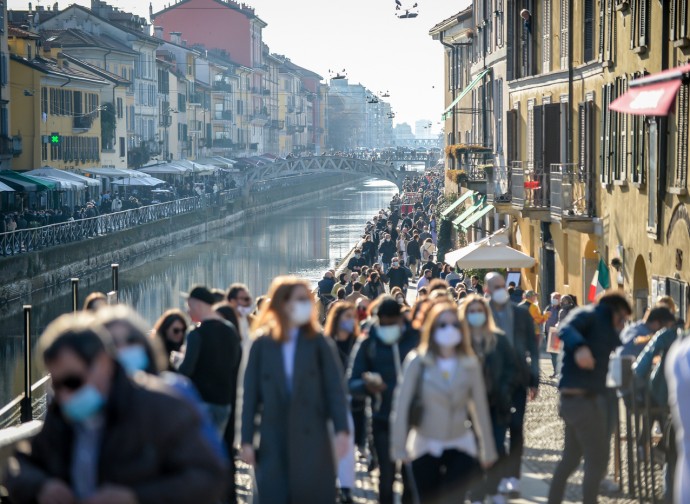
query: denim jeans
547 395 610 504
205 402 232 438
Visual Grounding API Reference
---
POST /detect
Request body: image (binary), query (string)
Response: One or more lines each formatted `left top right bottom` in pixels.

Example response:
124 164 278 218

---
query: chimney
182 39 187 47
169 31 182 45
153 25 164 39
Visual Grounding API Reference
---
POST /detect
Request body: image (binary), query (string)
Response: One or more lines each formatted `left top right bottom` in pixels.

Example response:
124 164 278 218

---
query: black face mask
164 338 183 355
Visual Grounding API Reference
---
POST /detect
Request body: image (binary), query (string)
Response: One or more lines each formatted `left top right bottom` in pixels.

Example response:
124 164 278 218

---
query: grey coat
241 332 349 504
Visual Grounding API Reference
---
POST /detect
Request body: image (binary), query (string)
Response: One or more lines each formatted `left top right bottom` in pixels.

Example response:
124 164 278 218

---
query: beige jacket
390 351 498 465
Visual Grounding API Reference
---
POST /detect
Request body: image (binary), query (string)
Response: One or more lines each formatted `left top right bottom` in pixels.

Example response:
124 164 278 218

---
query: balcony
485 165 512 207
213 110 233 121
550 163 597 233
212 138 234 149
269 119 284 130
511 161 551 220
462 165 489 194
0 136 21 158
251 110 269 126
262 88 271 96
212 81 233 92
73 115 94 130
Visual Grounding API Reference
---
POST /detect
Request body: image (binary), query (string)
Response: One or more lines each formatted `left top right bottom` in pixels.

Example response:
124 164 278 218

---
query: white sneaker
506 477 521 496
497 478 510 494
490 495 508 504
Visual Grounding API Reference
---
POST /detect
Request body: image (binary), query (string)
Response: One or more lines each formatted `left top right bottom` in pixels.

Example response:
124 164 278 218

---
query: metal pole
20 305 32 423
71 278 79 312
111 263 119 293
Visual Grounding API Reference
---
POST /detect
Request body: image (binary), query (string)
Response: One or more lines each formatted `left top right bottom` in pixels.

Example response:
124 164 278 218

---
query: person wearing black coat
378 233 397 271
461 295 517 501
362 236 377 266
406 235 422 276
421 257 440 279
348 298 420 504
386 259 411 292
346 249 366 273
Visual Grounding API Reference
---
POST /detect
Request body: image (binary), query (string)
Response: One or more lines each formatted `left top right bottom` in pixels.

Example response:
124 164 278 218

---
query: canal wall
0 174 361 314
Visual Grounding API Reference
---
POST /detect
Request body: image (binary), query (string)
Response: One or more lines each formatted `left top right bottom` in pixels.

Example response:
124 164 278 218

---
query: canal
0 179 398 407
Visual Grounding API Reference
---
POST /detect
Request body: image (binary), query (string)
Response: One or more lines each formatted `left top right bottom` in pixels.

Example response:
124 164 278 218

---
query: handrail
0 190 240 257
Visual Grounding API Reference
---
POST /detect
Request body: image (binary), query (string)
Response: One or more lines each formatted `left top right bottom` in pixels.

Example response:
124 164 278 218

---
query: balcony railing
212 81 233 92
0 192 240 257
512 161 549 209
486 165 512 204
212 138 234 148
73 115 93 130
213 110 233 121
511 161 525 207
550 163 595 220
269 119 284 130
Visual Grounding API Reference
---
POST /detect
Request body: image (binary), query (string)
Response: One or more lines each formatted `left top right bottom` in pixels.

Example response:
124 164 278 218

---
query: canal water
0 179 398 407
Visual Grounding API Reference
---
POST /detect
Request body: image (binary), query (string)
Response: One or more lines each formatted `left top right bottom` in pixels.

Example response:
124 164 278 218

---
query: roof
8 26 40 39
10 54 109 85
41 29 136 55
152 0 267 27
274 55 322 81
59 53 131 85
428 4 472 36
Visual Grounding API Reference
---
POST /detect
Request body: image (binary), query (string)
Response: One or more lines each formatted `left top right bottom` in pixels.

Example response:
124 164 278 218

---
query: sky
8 0 471 134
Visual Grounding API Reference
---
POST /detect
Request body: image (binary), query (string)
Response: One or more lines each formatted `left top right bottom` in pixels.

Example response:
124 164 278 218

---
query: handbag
408 360 426 428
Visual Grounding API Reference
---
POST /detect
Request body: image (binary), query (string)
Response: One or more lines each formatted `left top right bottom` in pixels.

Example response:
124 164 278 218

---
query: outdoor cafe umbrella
111 175 166 187
444 237 536 269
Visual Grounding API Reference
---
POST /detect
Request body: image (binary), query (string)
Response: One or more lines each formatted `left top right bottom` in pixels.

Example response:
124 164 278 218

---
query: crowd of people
2 173 690 504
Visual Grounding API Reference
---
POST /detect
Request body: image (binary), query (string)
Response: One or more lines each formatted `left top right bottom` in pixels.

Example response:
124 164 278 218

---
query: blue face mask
62 384 105 423
466 312 487 328
117 345 149 375
339 318 355 333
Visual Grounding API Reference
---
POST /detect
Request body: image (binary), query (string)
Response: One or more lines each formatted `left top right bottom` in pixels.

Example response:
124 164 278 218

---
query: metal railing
550 163 595 219
512 161 549 208
487 165 512 203
511 161 525 207
0 190 240 257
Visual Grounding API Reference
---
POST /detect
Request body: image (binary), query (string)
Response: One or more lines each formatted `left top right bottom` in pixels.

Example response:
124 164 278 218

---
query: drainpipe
440 31 457 164
567 0 573 167
658 0 670 203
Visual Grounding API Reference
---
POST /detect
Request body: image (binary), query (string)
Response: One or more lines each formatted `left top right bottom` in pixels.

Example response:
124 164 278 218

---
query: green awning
453 200 483 227
441 190 475 217
460 204 495 231
0 170 56 191
442 68 491 120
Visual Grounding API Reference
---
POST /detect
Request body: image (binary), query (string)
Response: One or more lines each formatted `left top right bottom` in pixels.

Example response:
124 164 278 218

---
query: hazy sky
9 0 471 133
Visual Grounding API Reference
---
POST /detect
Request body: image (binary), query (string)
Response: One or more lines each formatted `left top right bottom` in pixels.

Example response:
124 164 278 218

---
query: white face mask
238 306 253 317
288 300 313 326
433 325 462 348
377 324 402 345
492 288 510 305
551 298 560 307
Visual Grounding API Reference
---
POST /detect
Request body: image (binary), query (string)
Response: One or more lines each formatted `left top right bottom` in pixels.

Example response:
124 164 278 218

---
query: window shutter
527 102 535 166
620 78 628 181
507 6 515 79
598 0 605 62
579 103 586 171
681 0 688 40
560 0 569 68
543 0 552 72
607 0 615 62
534 104 544 172
630 0 637 49
584 0 595 62
676 82 689 189
507 108 517 162
671 0 678 41
639 0 648 47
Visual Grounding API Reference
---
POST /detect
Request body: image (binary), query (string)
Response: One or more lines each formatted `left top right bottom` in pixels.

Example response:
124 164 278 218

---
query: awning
81 168 148 178
0 170 56 191
111 175 166 187
441 190 475 217
442 68 491 120
139 164 191 175
609 63 690 116
452 197 486 227
444 238 536 269
460 204 495 231
30 175 84 190
0 180 15 192
25 167 101 187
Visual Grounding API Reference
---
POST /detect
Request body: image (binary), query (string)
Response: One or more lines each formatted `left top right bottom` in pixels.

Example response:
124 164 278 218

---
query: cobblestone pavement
235 356 651 503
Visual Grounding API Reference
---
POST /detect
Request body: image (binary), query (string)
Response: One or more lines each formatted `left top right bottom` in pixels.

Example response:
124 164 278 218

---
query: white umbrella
445 240 536 269
25 167 100 187
111 176 166 187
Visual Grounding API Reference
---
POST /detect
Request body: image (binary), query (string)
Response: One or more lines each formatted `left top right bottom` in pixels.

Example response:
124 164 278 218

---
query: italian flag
588 258 611 302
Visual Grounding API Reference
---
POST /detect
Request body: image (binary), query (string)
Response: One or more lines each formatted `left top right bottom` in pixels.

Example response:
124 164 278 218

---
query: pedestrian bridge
242 156 408 193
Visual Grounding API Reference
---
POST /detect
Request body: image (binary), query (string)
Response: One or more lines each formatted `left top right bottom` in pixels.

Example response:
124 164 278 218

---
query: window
673 81 689 191
583 0 595 62
579 100 595 177
496 0 504 47
506 108 519 163
670 0 690 45
598 0 615 64
527 100 535 167
178 93 186 112
647 119 659 236
41 88 48 116
601 79 627 184
495 78 503 154
543 0 551 72
0 53 6 86
560 0 569 68
116 98 123 119
630 0 650 52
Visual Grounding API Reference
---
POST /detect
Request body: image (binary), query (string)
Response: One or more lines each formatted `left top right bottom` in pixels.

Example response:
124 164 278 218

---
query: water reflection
0 179 397 406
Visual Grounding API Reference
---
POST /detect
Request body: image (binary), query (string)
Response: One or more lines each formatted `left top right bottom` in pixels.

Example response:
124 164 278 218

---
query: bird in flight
395 2 419 18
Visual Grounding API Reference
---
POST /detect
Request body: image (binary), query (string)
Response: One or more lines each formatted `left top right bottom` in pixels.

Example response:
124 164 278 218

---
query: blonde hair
458 294 500 352
251 276 320 342
419 302 473 357
324 301 360 339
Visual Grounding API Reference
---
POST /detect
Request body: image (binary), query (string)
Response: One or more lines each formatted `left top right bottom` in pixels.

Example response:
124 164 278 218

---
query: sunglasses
238 297 252 302
53 374 86 393
170 327 185 335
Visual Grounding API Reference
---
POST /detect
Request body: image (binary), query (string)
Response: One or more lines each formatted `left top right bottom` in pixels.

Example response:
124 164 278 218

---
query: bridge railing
0 190 241 257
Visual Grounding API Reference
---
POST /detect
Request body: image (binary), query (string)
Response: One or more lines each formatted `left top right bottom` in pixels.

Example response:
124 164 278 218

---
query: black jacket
387 265 411 290
422 261 440 278
378 240 397 262
490 303 539 389
346 256 366 272
473 332 517 426
406 240 421 261
348 324 420 421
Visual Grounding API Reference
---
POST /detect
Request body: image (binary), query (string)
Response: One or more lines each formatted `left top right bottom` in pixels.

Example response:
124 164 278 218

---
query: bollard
71 278 79 312
20 305 32 423
111 263 119 293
